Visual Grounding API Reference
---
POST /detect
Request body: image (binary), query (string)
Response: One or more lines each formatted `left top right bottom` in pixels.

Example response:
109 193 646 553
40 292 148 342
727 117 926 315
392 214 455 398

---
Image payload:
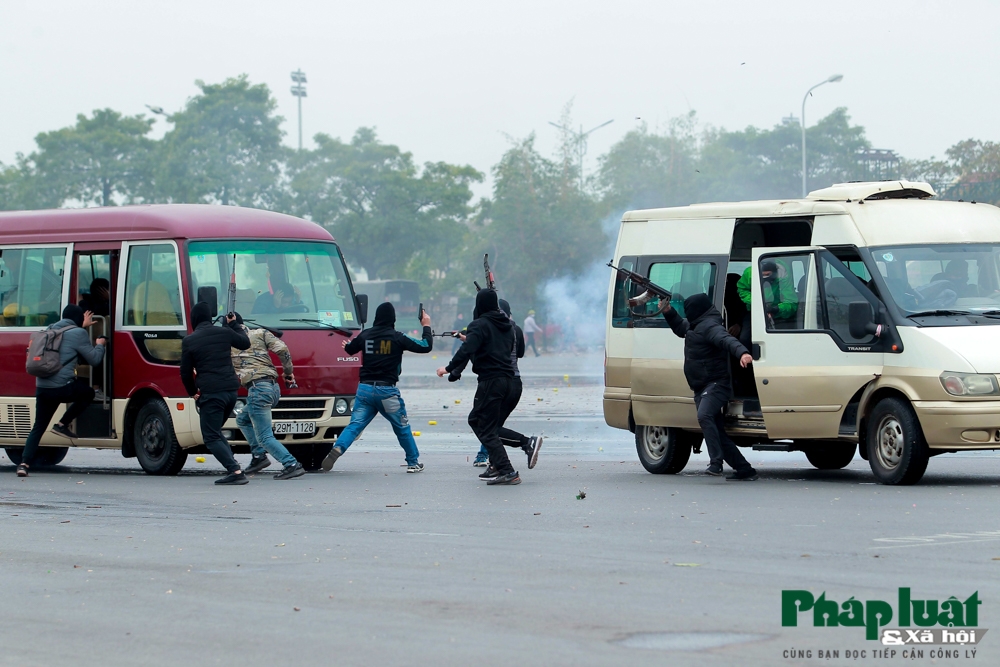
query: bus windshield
871 244 1000 319
187 240 358 331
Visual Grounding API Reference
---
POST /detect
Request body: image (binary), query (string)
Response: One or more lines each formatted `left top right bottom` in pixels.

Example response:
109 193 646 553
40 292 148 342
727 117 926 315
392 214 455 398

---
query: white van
604 181 1000 485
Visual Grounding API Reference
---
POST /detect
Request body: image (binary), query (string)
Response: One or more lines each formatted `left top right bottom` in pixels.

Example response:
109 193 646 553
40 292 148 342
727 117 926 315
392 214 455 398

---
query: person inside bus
648 292 759 481
252 281 305 314
322 302 432 474
180 302 252 485
79 278 110 317
17 305 106 477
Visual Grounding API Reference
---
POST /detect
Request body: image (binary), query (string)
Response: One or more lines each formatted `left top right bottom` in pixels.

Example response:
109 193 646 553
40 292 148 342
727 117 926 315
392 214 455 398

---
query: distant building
857 149 900 181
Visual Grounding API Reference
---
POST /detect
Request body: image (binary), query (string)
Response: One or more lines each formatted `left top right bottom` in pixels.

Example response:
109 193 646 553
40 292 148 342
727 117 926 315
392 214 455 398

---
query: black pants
22 380 95 466
525 332 539 356
468 376 518 474
197 391 240 473
498 377 529 448
693 382 753 473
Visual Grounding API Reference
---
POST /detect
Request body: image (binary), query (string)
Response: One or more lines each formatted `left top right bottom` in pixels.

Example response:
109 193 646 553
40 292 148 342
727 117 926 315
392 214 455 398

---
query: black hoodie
343 302 433 385
446 290 515 381
663 293 749 392
180 302 251 396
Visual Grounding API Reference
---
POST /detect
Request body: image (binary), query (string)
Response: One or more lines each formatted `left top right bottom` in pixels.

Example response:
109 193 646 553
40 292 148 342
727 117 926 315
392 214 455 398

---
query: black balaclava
190 301 213 328
683 293 712 323
498 298 512 319
234 312 244 326
473 290 499 319
62 304 85 327
373 302 396 327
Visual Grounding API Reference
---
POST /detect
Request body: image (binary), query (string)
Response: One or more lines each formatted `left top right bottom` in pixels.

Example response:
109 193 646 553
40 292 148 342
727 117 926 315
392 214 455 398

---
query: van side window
0 247 67 327
759 255 816 331
611 257 637 328
635 261 716 328
820 255 878 343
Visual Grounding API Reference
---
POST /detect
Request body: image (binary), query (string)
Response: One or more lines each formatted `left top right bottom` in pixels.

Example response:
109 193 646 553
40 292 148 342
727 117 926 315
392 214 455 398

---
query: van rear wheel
866 397 929 485
134 399 187 476
635 425 693 474
804 444 857 470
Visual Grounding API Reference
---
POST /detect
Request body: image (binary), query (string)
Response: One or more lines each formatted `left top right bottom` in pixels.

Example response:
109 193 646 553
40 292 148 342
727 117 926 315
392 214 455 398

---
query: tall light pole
548 118 614 190
290 69 307 151
801 74 843 197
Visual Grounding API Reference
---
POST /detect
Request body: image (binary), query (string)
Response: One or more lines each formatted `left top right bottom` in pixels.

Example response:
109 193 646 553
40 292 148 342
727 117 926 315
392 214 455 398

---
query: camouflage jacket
231 326 293 386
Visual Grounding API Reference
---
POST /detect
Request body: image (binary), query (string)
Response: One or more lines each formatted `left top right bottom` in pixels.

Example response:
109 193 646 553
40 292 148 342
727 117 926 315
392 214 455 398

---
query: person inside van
649 292 759 481
737 260 798 336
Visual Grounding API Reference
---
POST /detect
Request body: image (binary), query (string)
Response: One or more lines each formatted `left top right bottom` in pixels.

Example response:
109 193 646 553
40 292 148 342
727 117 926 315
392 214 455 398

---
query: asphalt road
3 360 1000 666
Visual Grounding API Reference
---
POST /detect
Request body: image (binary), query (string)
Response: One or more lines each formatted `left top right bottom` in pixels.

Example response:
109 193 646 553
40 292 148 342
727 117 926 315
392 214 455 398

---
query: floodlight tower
291 69 308 151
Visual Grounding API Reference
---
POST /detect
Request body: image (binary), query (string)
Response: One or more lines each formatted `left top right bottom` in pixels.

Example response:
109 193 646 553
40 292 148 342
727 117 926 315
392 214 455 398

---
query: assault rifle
474 253 497 292
607 260 673 316
226 253 237 317
433 330 464 339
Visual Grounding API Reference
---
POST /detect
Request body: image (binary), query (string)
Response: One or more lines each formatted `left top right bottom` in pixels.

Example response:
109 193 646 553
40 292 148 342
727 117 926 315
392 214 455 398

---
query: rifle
433 330 464 338
226 253 237 317
607 260 673 317
474 253 497 292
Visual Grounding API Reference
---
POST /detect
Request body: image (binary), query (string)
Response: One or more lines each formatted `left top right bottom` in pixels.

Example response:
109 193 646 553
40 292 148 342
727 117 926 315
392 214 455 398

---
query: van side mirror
197 286 219 317
848 301 880 339
355 293 368 325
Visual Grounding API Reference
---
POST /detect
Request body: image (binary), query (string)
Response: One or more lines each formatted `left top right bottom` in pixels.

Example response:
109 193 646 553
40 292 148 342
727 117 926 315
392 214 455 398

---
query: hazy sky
2 0 997 197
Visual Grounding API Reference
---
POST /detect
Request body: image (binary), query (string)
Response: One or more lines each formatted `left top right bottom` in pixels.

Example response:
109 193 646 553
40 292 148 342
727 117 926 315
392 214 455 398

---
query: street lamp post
801 74 843 197
548 119 614 190
291 69 307 151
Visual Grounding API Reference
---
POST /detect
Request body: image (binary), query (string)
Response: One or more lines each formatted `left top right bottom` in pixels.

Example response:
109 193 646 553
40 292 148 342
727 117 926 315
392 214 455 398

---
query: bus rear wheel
866 397 929 485
287 443 334 471
4 447 67 467
134 399 187 476
635 425 693 474
804 444 857 470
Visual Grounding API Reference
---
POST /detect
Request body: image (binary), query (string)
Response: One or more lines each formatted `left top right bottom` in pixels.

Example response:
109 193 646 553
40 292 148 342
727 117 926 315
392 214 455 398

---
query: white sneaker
406 463 424 473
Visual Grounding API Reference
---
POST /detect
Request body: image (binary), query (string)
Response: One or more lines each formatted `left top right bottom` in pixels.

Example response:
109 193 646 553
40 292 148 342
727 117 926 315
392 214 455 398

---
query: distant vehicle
352 280 421 333
606 180 1000 485
0 205 369 474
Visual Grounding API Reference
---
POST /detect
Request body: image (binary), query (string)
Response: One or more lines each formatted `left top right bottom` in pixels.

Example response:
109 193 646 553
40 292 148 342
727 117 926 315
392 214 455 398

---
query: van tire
287 443 333 471
804 444 857 470
635 426 692 474
866 397 929 485
134 399 187 476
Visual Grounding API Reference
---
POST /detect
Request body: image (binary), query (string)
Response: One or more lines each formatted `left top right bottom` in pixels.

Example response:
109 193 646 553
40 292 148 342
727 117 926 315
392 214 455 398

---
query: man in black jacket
659 293 758 481
436 290 521 485
321 302 432 473
180 302 252 485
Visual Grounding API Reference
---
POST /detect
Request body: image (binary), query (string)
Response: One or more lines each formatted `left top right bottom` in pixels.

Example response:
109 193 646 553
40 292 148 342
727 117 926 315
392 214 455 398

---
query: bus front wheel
134 399 187 476
635 425 693 474
288 443 334 471
866 397 929 485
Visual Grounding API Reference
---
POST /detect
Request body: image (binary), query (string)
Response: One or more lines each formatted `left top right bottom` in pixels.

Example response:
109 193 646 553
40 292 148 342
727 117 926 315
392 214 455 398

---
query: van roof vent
806 180 936 202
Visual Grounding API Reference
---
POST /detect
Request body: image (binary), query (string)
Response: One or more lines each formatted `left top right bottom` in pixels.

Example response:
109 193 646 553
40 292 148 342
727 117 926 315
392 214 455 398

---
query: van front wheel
635 425 692 474
866 398 929 485
804 444 857 470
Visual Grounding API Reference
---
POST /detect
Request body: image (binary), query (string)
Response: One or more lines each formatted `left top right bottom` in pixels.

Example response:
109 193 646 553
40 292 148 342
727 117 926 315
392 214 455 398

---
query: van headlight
940 372 1000 396
335 398 349 415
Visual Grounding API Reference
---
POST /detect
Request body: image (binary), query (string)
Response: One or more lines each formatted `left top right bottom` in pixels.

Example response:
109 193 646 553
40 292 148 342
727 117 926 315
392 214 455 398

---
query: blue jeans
236 381 298 468
335 384 419 465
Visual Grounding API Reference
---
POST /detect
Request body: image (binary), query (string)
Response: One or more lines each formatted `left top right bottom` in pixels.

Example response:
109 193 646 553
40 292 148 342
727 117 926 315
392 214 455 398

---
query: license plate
272 422 316 435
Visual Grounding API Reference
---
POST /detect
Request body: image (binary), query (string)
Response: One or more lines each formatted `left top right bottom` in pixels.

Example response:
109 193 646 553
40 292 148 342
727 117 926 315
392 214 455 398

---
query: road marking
871 530 1000 549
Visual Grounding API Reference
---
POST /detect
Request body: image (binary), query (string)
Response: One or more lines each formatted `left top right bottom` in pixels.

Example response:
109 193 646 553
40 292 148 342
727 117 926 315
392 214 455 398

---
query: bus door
750 247 885 439
72 246 118 439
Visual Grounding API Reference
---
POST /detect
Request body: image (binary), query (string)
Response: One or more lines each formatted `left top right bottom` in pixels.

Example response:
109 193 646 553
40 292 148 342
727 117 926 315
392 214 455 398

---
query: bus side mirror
197 286 219 317
355 293 368 325
849 301 879 339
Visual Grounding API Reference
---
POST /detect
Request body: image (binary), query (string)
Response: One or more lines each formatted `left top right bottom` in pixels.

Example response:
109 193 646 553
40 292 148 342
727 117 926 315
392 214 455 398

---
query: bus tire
5 447 23 465
288 443 333 471
635 425 692 474
134 399 187 476
804 444 857 470
866 397 929 485
35 447 69 467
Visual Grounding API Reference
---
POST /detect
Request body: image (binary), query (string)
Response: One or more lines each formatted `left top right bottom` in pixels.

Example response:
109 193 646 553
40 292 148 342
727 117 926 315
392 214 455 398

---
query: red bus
0 205 367 474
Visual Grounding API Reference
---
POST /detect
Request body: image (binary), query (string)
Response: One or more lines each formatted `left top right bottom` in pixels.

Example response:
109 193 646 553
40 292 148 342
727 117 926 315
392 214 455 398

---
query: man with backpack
18 304 105 477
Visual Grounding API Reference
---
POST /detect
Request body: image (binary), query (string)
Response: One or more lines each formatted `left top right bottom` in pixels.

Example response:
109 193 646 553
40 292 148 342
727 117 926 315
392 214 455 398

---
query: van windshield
871 244 1000 320
187 240 358 331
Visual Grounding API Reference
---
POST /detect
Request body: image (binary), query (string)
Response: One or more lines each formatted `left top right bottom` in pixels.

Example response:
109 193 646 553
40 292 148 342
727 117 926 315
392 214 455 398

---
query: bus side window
123 243 184 363
0 246 68 327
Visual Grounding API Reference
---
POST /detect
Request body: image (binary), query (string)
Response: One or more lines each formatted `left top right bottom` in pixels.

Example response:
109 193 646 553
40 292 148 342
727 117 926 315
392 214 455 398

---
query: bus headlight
233 399 246 416
335 398 349 415
940 372 1000 396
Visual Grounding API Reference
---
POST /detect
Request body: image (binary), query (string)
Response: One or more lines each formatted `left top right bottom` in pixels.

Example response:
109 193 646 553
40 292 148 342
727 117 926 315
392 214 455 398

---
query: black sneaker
245 456 271 474
479 465 501 480
274 462 305 480
525 436 543 469
406 463 424 473
51 423 78 439
486 470 521 485
16 463 28 477
705 465 723 476
215 471 249 485
321 446 344 472
726 468 759 481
